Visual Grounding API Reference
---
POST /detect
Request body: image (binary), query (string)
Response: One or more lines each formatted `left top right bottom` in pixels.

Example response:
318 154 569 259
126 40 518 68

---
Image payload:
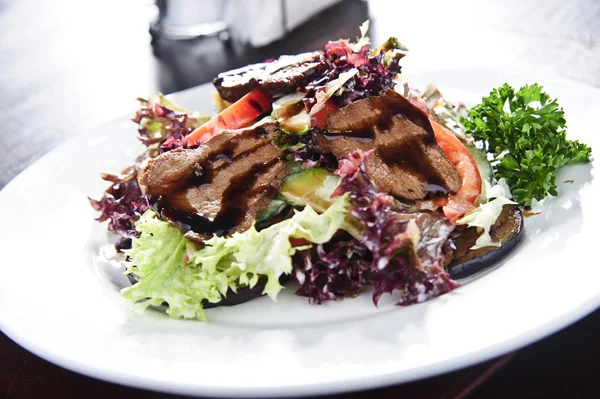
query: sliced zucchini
255 198 289 231
280 168 362 237
280 168 333 211
279 111 311 134
272 93 311 135
273 92 306 111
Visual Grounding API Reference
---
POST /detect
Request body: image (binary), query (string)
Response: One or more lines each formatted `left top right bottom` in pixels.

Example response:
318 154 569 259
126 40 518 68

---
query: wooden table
1 0 599 397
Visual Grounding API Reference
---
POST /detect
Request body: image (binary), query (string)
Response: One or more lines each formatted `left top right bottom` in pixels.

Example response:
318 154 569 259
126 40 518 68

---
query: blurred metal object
150 0 229 41
150 0 346 46
149 0 368 93
223 0 343 48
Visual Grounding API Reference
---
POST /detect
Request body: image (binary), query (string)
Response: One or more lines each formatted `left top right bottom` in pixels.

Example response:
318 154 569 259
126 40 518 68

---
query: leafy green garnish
122 194 351 321
462 83 592 206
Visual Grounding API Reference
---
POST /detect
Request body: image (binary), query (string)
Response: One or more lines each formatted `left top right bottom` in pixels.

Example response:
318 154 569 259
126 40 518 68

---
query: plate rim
1 67 599 397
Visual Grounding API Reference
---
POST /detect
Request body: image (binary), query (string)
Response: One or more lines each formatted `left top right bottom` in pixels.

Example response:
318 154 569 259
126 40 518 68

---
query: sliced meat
140 120 278 195
314 90 462 200
139 120 286 241
179 158 288 243
213 52 324 102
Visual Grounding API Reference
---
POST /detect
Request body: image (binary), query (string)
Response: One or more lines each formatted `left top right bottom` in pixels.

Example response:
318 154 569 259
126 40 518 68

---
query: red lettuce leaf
89 177 149 241
91 95 210 247
291 132 339 170
132 95 209 153
293 239 371 304
303 41 402 112
293 150 459 306
133 97 192 152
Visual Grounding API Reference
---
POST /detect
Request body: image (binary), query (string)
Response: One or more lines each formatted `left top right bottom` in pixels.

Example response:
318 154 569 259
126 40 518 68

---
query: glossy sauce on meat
213 52 324 102
140 121 286 241
157 159 280 236
315 90 462 200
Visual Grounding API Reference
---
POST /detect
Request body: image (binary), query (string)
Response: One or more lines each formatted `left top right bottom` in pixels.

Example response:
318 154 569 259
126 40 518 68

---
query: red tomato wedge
420 119 482 224
310 99 340 129
187 88 272 147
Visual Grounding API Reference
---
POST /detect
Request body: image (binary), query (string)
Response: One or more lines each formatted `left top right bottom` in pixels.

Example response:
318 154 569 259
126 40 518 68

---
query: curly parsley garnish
462 83 592 206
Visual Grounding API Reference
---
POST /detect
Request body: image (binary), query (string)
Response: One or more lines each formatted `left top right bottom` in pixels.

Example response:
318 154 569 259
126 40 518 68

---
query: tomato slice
310 99 340 129
187 88 272 146
420 119 482 224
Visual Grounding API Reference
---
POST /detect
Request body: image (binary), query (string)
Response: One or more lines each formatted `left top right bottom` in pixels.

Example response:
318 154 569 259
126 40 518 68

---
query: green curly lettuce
121 195 351 321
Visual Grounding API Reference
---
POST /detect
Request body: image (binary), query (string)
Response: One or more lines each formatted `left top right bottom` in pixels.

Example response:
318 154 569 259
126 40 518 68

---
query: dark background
1 0 599 397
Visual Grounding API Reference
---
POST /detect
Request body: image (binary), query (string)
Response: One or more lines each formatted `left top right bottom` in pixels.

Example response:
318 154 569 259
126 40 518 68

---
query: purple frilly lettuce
293 150 459 306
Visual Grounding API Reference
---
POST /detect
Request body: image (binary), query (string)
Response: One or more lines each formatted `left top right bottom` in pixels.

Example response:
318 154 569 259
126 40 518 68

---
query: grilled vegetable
449 204 524 279
280 168 362 236
280 168 333 210
272 93 311 134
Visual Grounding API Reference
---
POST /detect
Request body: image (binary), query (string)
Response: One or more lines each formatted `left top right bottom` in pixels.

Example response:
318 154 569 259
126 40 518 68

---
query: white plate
0 69 598 398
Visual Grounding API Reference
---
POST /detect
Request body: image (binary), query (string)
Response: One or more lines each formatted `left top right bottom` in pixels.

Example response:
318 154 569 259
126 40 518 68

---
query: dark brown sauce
378 141 449 198
423 182 449 196
278 101 305 119
376 114 395 133
189 162 212 186
211 160 276 235
160 208 215 235
323 91 449 198
215 130 270 162
384 90 435 140
180 131 273 204
322 94 427 142
160 159 279 236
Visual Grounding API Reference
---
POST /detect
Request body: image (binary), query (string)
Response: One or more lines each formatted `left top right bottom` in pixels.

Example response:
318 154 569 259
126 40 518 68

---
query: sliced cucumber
467 144 493 202
272 93 311 135
467 144 493 183
280 168 362 237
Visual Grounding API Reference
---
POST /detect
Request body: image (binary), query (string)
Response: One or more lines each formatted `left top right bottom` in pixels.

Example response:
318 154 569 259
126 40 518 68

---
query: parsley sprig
462 83 592 206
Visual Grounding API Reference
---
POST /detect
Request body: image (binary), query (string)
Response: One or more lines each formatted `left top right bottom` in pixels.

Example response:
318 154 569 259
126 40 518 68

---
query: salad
90 23 592 321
